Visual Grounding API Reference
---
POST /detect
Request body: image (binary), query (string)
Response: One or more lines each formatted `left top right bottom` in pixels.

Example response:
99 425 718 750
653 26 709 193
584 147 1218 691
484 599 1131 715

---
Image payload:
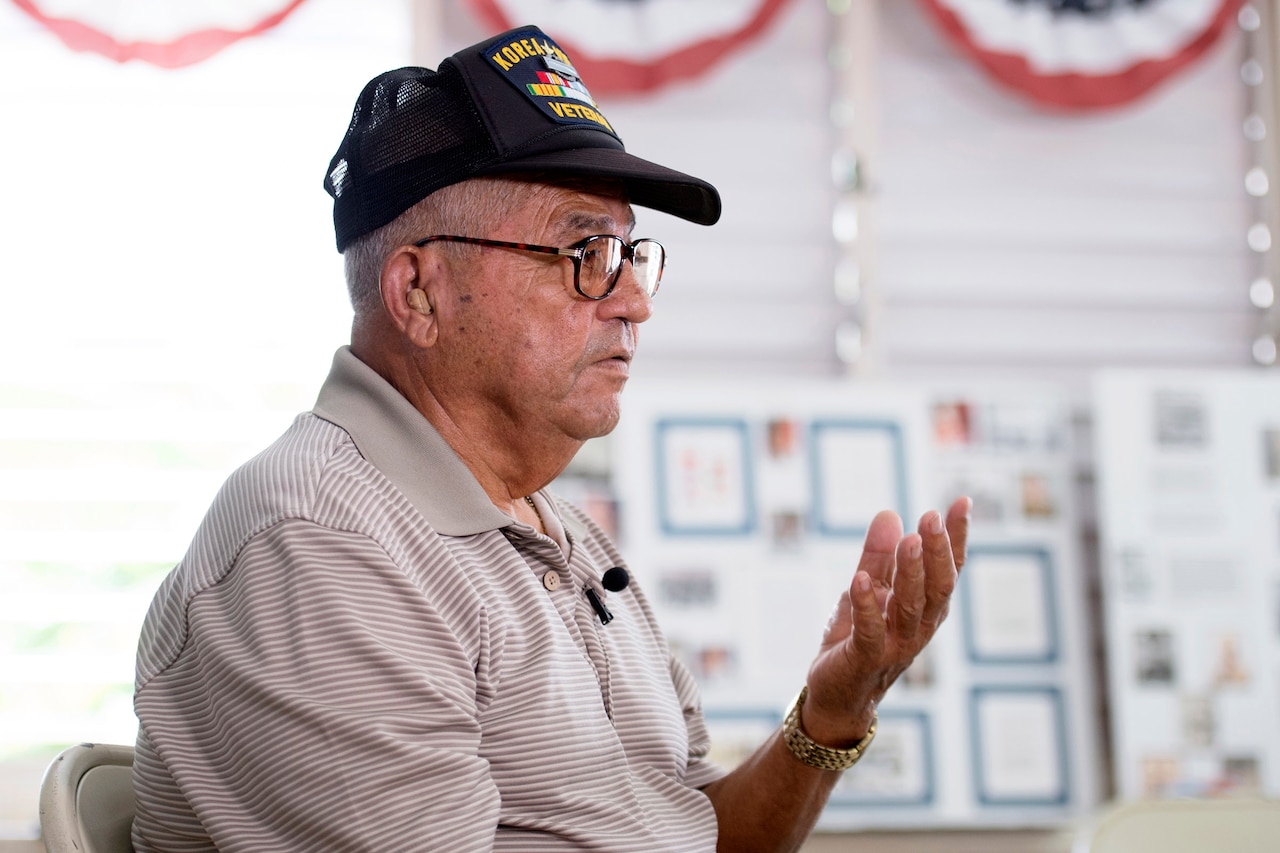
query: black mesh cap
324 25 722 252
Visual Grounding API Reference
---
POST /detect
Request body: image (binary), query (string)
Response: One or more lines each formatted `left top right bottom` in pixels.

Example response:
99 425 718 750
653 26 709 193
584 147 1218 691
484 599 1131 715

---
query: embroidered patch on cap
484 28 619 139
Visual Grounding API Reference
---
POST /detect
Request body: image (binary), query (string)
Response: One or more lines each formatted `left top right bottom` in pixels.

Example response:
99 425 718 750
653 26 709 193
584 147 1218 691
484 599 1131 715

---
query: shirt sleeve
669 653 729 790
133 519 501 853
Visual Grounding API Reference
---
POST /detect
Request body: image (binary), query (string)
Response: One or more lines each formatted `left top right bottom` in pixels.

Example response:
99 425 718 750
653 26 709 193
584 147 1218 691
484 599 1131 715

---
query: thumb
820 589 853 653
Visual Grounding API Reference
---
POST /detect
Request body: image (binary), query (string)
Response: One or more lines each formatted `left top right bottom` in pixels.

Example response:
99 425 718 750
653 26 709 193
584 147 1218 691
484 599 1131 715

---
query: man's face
430 181 653 444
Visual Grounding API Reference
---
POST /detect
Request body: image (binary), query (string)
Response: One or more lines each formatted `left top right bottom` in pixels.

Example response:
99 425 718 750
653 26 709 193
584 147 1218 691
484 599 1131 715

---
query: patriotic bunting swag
465 0 796 95
7 0 310 67
12 0 1239 110
918 0 1247 110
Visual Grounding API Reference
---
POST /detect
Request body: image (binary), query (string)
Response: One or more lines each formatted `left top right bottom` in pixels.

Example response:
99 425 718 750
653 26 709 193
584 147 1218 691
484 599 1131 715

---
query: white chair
1080 797 1280 853
39 742 136 853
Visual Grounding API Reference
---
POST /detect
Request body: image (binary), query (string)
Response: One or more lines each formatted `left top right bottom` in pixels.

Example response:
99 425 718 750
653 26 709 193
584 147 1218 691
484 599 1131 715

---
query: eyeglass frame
412 234 666 300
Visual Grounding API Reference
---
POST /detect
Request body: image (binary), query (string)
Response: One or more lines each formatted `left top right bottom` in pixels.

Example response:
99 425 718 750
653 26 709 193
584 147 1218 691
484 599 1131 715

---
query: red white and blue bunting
918 0 1246 109
8 0 1240 109
6 0 309 67
465 0 796 95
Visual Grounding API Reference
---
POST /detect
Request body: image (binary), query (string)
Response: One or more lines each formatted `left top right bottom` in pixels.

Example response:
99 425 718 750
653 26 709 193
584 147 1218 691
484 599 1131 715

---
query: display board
1094 370 1280 800
612 379 1100 828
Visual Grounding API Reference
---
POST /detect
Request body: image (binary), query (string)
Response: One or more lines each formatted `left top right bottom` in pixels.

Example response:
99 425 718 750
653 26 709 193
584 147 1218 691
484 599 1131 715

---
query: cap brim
473 146 721 226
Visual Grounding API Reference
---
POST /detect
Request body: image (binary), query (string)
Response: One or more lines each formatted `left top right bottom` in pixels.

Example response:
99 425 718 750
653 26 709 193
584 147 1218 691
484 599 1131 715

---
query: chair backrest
1083 797 1280 853
39 742 136 853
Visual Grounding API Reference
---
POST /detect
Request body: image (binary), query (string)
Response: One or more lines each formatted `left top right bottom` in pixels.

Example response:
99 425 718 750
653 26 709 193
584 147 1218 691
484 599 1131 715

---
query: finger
889 533 924 640
849 571 886 663
945 496 972 572
918 509 958 626
857 510 904 602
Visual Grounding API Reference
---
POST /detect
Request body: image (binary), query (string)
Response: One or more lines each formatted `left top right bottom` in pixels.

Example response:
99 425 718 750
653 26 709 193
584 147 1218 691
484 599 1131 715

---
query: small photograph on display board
768 509 805 552
766 417 803 459
938 469 1006 524
1154 389 1209 449
1211 632 1251 687
983 401 1063 452
961 547 1058 664
830 711 934 806
669 638 740 687
759 417 807 498
656 568 719 609
655 419 754 536
1018 471 1058 520
971 686 1069 807
932 399 974 446
1180 693 1215 748
694 645 739 684
1220 755 1262 794
1115 547 1154 601
1141 755 1181 797
1134 628 1176 686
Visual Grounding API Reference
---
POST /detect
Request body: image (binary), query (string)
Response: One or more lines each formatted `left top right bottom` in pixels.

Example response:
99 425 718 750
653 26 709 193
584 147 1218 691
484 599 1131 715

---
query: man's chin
568 397 623 442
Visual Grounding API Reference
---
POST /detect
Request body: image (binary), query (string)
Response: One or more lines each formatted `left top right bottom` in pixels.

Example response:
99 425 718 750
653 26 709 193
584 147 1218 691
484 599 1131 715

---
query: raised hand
800 497 970 747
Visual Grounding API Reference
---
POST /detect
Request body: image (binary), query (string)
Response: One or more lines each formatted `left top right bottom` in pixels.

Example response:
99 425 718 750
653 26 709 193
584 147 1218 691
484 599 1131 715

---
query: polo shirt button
542 571 561 591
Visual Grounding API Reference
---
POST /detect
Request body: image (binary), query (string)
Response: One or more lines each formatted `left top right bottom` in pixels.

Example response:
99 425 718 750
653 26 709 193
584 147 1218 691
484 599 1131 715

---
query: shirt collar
312 346 514 536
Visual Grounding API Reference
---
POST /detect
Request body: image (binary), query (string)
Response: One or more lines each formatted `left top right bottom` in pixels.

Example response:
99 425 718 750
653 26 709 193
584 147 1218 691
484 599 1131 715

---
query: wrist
781 685 877 772
800 692 875 749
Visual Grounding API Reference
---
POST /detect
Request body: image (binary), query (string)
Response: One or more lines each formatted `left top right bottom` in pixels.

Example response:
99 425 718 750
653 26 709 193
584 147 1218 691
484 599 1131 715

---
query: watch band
782 685 877 772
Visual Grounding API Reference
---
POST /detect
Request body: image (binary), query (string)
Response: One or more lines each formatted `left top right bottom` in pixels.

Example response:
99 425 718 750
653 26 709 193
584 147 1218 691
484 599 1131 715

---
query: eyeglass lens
579 236 664 299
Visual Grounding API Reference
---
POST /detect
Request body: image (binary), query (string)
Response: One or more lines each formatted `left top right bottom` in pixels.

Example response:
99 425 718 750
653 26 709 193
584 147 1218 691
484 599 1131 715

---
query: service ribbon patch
484 27 619 138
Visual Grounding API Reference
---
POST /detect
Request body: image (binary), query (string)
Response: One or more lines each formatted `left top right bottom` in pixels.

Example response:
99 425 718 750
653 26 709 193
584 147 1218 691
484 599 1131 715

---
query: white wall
875 2 1254 401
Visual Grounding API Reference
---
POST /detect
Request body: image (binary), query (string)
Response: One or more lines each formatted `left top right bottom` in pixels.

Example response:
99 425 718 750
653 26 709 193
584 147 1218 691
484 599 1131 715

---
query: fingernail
909 537 922 559
928 512 943 534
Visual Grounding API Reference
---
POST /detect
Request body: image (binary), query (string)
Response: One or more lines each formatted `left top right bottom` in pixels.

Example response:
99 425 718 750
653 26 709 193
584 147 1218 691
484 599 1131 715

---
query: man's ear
379 246 438 348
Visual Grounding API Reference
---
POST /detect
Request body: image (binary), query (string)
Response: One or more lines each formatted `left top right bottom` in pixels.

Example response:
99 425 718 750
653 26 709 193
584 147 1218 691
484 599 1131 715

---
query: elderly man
131 25 968 853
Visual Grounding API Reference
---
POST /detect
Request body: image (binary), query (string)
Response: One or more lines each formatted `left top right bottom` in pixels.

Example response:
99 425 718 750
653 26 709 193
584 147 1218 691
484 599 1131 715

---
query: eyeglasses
414 234 666 300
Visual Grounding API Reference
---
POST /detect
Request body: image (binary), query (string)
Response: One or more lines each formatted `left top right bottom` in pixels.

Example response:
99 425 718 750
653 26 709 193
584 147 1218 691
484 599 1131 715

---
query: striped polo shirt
132 347 724 852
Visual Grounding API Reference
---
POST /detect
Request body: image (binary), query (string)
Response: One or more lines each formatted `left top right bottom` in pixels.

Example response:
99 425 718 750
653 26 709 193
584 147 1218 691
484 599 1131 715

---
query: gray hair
342 178 511 317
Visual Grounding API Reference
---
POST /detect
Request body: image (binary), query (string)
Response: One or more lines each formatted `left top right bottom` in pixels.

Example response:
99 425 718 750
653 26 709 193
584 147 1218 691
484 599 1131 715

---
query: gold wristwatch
782 685 877 772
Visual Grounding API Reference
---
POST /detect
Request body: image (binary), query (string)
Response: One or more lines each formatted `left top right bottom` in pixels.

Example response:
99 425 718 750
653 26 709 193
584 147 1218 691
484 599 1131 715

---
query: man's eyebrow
561 210 636 235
